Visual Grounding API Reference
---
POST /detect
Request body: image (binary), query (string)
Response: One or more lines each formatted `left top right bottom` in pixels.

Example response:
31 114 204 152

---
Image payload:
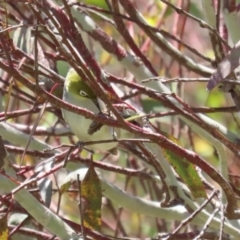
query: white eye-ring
79 90 88 97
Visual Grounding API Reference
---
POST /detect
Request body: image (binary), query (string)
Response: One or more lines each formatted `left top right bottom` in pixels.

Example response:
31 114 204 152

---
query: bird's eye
79 90 89 98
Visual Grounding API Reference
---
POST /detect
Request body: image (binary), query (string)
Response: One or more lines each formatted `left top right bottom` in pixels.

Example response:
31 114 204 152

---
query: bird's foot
76 141 95 155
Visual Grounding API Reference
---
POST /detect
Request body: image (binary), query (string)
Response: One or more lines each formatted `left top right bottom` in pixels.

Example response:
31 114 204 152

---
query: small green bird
62 68 119 154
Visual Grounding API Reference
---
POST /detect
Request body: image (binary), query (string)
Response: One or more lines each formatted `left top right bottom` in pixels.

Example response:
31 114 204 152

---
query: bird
62 68 119 154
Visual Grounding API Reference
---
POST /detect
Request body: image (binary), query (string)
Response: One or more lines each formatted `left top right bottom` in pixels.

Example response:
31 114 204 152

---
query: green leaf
161 132 207 199
141 98 164 113
81 0 111 21
189 2 202 18
81 165 102 232
82 0 109 10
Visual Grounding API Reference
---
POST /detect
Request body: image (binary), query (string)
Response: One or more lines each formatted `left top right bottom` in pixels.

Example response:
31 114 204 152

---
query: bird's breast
62 90 119 151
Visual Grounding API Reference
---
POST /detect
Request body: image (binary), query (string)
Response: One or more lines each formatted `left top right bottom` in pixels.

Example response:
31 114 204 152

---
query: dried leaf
0 214 8 240
81 165 102 232
207 41 240 91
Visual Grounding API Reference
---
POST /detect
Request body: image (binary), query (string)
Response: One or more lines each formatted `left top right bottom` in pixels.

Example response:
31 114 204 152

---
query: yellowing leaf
161 132 207 199
60 179 72 195
81 165 102 231
0 214 8 240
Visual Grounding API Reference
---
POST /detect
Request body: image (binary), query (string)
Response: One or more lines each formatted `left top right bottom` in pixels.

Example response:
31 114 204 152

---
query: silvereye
62 68 119 154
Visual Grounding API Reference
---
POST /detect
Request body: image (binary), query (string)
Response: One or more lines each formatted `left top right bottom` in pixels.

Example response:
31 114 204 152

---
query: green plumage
64 68 96 99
